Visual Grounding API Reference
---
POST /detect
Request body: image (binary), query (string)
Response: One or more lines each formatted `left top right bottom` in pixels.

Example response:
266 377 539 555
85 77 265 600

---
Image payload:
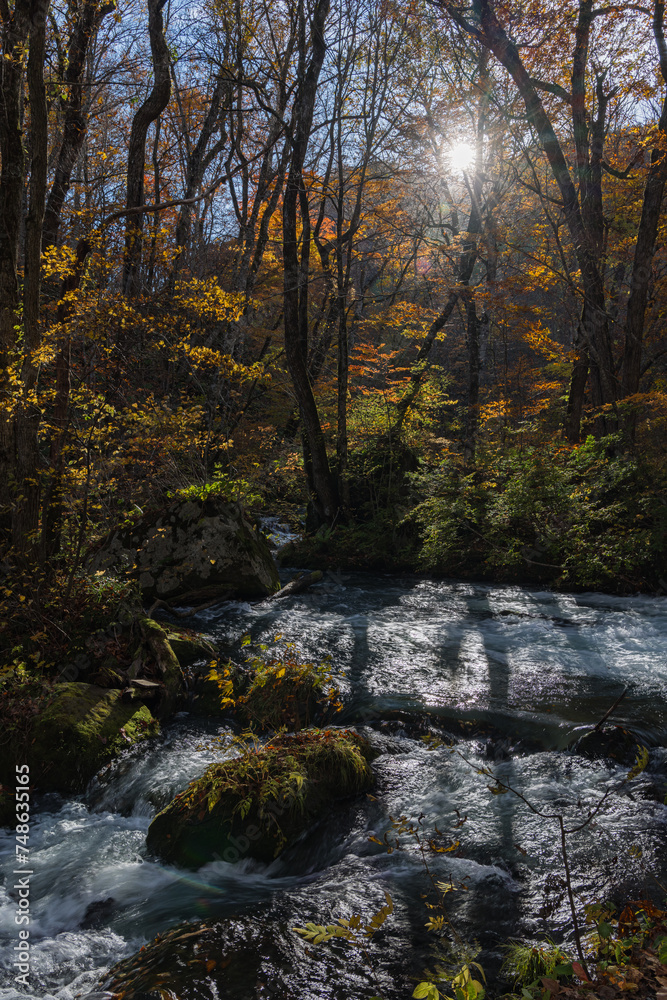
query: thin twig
593 687 628 731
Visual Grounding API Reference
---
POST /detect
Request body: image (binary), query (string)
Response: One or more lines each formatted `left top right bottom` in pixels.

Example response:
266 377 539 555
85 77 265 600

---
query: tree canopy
2 0 667 591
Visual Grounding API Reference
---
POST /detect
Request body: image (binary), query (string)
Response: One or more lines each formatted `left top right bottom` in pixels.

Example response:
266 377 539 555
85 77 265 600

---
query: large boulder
0 681 158 823
146 729 377 867
101 908 409 1000
102 918 297 1000
88 498 280 602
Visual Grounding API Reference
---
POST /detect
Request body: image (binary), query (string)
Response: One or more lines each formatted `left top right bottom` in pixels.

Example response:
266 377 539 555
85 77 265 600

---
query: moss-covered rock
164 627 217 666
31 682 158 790
146 729 377 868
139 617 187 715
190 652 342 731
0 682 158 811
88 498 280 602
237 655 342 731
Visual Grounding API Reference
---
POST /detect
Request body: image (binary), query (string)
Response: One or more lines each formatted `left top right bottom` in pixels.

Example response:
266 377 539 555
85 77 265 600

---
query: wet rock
87 498 280 603
360 729 414 756
484 736 513 762
571 724 642 766
101 905 408 1000
81 897 116 929
146 729 377 867
102 918 282 1000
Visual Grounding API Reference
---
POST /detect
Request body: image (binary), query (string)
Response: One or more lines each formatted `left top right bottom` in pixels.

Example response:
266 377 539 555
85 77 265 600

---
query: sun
446 141 477 173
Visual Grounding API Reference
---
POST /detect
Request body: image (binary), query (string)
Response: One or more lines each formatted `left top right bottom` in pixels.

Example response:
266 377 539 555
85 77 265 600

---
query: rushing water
2 573 667 1000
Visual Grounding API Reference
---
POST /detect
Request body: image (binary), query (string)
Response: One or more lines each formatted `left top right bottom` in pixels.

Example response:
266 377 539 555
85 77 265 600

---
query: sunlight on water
1 576 666 998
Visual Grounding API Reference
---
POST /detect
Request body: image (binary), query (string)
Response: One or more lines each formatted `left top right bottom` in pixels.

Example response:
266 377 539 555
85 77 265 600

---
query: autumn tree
432 0 667 442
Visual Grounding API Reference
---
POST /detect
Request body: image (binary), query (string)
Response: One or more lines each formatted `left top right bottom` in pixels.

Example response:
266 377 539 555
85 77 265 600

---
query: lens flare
447 141 476 173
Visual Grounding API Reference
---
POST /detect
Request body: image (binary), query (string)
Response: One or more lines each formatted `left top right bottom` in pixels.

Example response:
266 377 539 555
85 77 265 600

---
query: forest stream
2 572 667 1000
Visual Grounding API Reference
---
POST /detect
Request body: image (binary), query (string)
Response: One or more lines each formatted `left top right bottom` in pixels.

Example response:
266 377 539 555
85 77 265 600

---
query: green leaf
598 921 612 939
471 962 486 983
412 985 430 999
413 984 439 1000
627 745 649 780
656 936 667 964
554 964 573 977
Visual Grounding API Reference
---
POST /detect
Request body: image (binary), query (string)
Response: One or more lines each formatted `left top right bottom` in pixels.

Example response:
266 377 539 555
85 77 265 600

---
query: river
1 573 667 999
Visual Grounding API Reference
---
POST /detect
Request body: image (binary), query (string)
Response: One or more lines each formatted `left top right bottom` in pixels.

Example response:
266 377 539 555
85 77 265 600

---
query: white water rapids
1 575 667 999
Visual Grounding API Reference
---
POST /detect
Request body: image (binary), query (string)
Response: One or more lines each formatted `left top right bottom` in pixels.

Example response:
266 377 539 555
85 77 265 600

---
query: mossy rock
2 682 158 799
146 729 377 868
165 629 217 667
237 660 342 732
191 655 341 730
138 617 187 716
88 498 280 602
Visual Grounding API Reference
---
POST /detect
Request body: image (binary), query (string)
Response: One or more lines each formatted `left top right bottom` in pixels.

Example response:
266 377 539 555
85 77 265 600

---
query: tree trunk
565 306 590 443
0 1 31 545
622 1 667 399
282 0 337 523
171 73 229 282
336 290 349 507
12 0 49 555
463 296 481 464
42 0 114 252
440 0 618 440
123 0 171 296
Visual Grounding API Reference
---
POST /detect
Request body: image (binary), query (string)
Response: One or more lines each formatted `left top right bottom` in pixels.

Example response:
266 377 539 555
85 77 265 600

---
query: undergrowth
408 435 667 592
0 570 140 675
205 635 343 730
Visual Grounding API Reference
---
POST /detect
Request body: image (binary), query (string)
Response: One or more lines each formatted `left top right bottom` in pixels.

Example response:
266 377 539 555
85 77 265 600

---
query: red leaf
572 963 591 983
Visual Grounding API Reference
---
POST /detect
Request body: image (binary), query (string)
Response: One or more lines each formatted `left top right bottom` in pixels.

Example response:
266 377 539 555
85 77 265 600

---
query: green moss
165 629 217 667
146 728 377 867
138 618 186 714
23 682 157 793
